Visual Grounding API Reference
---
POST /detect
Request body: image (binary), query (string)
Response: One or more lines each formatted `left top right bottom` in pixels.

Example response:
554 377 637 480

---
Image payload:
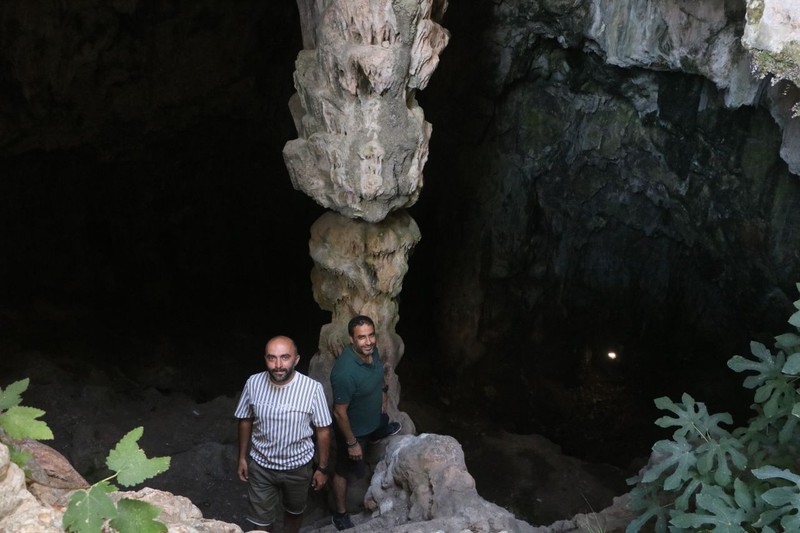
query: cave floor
0 303 714 527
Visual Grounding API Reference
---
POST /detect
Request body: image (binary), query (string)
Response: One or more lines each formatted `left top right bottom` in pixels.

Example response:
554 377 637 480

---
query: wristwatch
314 465 331 475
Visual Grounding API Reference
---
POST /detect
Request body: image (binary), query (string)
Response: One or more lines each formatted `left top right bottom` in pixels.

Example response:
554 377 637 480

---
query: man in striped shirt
235 335 332 533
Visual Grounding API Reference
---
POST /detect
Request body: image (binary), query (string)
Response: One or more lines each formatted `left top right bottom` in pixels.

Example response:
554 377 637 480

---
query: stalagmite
284 0 449 412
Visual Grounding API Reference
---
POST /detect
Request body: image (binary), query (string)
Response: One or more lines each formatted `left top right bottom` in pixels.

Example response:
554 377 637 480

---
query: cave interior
2 1 799 525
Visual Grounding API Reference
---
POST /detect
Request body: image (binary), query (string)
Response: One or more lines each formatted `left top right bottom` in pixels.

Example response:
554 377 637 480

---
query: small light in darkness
607 352 617 360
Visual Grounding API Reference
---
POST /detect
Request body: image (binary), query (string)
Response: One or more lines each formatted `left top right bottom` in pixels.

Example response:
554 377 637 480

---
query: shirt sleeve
311 382 333 427
233 381 253 419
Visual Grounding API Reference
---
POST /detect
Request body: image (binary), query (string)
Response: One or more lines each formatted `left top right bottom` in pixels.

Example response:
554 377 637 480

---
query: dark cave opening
0 114 792 528
0 108 784 467
2 2 799 528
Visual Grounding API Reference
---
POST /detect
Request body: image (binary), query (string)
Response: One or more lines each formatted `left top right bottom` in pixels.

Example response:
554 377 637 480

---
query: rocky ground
0 306 633 530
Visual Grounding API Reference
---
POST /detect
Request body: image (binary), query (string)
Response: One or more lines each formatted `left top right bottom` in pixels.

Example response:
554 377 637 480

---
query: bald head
264 336 300 384
266 335 298 355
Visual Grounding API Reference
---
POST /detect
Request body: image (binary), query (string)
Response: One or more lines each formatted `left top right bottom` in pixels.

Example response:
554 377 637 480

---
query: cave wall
413 0 800 453
1 0 800 461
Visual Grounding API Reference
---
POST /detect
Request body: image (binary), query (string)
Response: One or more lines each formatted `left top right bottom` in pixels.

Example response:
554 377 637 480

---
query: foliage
0 378 54 472
626 282 800 532
63 426 171 533
0 379 170 533
0 378 54 443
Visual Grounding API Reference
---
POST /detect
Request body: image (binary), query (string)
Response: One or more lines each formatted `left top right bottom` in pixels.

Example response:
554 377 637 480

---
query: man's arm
311 424 332 490
332 403 363 461
237 418 253 481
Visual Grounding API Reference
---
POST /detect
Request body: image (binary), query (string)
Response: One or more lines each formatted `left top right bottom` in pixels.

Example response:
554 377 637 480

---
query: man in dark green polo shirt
329 315 401 530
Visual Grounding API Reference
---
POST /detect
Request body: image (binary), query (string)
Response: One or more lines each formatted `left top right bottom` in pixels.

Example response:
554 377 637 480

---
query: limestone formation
357 442 634 532
743 0 800 90
0 441 64 533
742 0 800 173
362 433 541 532
489 0 800 175
307 209 420 423
286 0 448 429
584 0 761 107
283 0 449 222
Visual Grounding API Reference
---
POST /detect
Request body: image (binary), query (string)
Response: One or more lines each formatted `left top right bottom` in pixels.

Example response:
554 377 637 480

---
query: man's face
350 323 376 358
264 338 300 384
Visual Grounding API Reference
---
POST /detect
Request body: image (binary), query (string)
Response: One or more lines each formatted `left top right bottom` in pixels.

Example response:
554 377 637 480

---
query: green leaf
789 309 800 328
727 342 785 389
762 378 795 418
0 378 29 410
62 482 118 533
669 486 748 532
775 333 800 355
781 509 800 532
752 465 800 485
761 486 798 507
695 437 746 487
654 393 732 441
0 405 54 440
641 439 696 491
106 427 170 487
108 498 166 533
673 477 702 511
733 478 753 513
625 483 669 533
9 448 32 471
778 415 798 445
782 353 800 375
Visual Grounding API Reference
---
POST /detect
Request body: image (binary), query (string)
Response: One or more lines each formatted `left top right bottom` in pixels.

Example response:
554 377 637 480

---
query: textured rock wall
284 0 449 416
419 0 800 454
743 0 800 172
2 0 800 472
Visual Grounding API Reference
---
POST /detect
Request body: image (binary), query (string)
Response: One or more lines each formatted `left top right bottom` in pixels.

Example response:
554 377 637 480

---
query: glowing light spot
607 352 617 360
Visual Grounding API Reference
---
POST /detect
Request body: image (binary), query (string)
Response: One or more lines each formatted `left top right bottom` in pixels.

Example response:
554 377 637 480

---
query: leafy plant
0 379 171 533
63 426 171 533
626 282 800 532
0 378 54 470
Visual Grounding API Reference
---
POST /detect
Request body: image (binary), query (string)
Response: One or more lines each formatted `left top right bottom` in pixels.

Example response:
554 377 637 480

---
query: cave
2 0 799 530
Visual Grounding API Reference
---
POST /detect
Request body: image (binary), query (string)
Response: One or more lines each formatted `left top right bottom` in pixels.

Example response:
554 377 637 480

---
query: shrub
0 379 170 533
626 283 800 532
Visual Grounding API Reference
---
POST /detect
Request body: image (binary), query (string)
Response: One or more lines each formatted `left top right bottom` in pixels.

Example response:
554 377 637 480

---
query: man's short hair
347 315 375 337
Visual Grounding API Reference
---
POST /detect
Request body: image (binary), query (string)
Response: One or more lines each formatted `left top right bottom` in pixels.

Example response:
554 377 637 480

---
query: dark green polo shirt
330 345 383 437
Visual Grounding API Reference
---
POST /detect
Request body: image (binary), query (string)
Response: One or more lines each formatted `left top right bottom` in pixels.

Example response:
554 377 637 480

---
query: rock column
283 0 448 418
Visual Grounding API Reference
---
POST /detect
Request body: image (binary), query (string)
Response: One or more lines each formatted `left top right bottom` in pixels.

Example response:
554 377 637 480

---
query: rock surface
0 341 632 532
743 0 800 88
363 433 540 532
421 0 800 459
1 1 800 531
283 0 449 222
0 429 633 533
307 210 420 421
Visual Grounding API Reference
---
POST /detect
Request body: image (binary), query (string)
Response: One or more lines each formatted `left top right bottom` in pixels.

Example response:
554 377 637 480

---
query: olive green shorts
245 459 313 527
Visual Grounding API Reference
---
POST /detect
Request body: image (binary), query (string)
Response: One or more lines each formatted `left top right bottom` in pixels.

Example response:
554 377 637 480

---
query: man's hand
348 441 363 461
237 458 249 482
311 469 328 491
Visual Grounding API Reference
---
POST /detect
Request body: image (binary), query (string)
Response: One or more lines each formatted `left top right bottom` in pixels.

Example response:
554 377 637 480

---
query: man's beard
269 363 297 383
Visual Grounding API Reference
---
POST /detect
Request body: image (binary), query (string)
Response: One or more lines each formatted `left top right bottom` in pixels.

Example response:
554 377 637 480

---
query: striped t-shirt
234 371 332 470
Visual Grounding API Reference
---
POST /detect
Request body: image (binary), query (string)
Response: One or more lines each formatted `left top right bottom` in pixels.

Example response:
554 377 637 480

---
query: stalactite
284 0 449 416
